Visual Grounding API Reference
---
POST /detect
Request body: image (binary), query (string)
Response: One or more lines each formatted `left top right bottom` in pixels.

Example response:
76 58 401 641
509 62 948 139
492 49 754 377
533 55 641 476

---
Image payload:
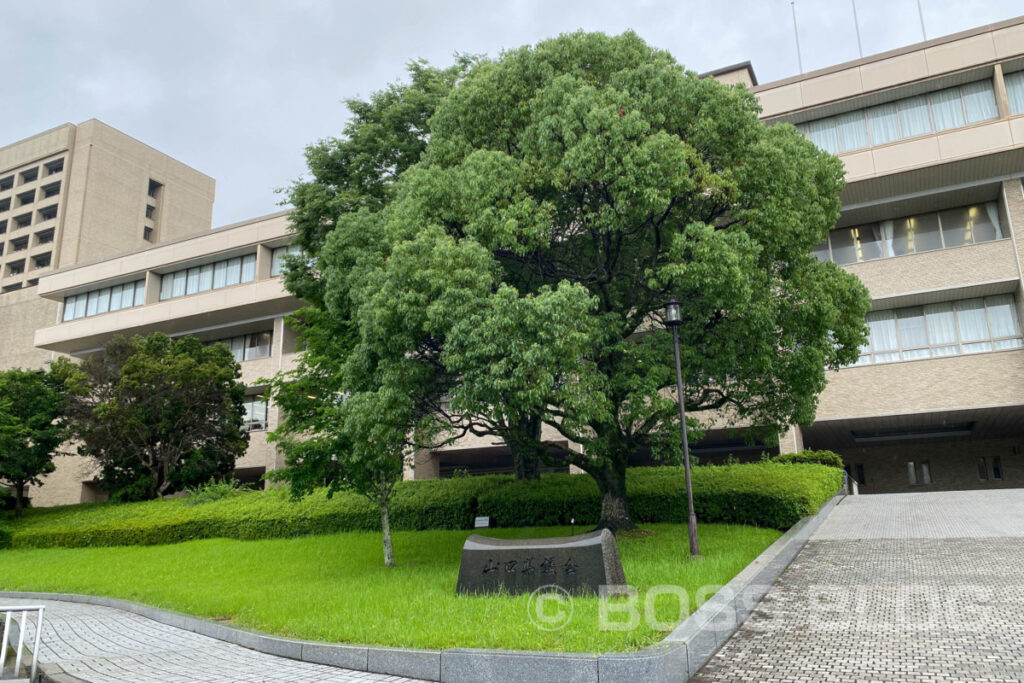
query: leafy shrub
5 463 842 549
770 450 844 468
182 478 251 506
0 527 11 549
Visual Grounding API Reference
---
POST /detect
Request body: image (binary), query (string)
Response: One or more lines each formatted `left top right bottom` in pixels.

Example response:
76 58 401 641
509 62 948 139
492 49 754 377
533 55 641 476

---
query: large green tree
57 333 249 502
284 32 870 532
0 368 67 516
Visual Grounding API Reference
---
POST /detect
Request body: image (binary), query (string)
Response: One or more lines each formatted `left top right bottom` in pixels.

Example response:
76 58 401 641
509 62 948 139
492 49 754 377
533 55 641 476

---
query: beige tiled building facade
4 19 1024 505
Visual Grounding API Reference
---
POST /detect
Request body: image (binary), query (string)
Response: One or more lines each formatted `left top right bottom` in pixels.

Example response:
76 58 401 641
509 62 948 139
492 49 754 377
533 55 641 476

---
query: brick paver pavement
694 489 1024 683
1 598 417 683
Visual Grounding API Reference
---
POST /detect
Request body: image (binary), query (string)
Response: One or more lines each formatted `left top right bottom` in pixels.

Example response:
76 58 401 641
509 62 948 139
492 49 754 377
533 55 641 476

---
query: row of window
813 202 1002 265
0 159 63 193
207 332 273 363
55 243 301 313
0 182 61 210
4 252 52 277
856 294 1023 366
797 79 998 154
850 456 1006 488
63 280 146 321
159 254 257 301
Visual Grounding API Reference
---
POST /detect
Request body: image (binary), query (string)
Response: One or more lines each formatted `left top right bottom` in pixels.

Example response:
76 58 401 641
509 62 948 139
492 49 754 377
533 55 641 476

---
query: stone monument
455 529 627 595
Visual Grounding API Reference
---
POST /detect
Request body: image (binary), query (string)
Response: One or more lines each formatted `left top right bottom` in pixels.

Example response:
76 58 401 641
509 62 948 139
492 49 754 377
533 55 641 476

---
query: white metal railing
0 605 44 682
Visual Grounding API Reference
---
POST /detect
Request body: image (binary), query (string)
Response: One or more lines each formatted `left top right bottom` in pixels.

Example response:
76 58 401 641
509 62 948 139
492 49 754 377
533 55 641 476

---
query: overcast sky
3 1 1021 227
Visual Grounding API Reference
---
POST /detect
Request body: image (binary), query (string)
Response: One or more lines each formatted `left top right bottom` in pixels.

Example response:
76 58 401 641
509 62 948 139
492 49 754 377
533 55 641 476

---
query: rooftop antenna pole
791 1 804 74
851 0 864 58
916 0 927 40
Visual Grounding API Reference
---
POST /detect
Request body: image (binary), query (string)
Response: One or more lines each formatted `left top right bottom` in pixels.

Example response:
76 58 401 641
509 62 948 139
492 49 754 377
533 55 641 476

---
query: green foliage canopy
57 333 248 502
0 368 66 515
280 31 870 531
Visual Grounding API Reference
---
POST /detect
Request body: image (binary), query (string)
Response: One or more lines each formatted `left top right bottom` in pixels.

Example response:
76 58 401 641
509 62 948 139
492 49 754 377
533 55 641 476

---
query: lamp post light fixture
664 299 700 558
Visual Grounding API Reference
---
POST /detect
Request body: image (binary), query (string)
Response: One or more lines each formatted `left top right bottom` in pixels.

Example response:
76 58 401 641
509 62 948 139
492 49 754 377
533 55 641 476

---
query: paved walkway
1 598 415 683
694 489 1024 682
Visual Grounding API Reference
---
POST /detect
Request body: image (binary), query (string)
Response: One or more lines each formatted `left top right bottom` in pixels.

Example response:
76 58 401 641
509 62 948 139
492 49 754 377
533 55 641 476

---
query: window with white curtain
207 331 273 362
242 396 269 432
159 253 257 301
813 202 1003 264
270 245 303 276
797 79 998 153
853 295 1023 366
1007 71 1024 115
63 279 146 321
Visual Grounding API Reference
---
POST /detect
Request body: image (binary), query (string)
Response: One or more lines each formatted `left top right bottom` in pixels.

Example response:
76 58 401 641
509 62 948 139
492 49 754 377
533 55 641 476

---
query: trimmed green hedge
1 464 841 549
770 450 844 468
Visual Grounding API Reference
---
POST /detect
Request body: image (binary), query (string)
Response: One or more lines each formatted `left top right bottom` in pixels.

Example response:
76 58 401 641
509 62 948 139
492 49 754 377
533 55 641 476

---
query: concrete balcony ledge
818 348 1024 421
34 279 301 355
841 238 1020 307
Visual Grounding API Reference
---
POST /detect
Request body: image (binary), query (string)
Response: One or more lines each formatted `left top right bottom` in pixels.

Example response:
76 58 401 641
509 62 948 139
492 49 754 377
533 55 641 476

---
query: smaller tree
57 333 248 502
0 368 67 516
267 309 423 568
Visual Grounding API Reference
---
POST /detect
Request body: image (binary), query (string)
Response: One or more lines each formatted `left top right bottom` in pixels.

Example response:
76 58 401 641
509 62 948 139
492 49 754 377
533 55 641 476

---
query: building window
242 396 268 432
32 252 51 270
270 244 302 276
10 236 28 252
37 205 57 221
0 220 6 235
148 179 162 199
145 204 156 219
7 260 25 276
62 279 146 321
0 176 13 192
143 226 154 241
159 253 257 301
41 181 60 198
44 158 64 176
35 228 54 245
13 213 31 229
19 167 38 184
16 190 35 207
208 331 273 362
907 461 931 485
854 294 1023 366
0 198 10 212
1006 71 1024 116
2 283 22 293
978 457 989 480
798 79 998 154
992 456 1003 480
813 202 1003 265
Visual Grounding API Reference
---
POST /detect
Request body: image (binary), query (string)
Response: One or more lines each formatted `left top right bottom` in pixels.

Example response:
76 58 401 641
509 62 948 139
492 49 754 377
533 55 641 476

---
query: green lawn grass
0 523 778 652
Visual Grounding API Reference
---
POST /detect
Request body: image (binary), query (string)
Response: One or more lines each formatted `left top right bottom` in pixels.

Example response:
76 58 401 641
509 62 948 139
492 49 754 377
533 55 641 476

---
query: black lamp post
665 299 700 558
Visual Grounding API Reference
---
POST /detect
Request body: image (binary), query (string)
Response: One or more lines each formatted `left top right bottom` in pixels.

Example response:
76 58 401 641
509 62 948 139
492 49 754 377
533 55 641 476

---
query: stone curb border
0 492 843 683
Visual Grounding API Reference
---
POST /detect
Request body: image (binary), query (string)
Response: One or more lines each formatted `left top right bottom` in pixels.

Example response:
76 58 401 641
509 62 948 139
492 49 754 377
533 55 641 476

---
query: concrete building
0 120 215 371
6 18 1024 505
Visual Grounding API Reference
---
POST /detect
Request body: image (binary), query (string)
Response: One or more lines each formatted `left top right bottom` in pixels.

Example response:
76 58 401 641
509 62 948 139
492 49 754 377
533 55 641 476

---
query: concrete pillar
404 448 440 480
994 63 1012 120
777 425 805 454
256 243 274 280
144 270 162 304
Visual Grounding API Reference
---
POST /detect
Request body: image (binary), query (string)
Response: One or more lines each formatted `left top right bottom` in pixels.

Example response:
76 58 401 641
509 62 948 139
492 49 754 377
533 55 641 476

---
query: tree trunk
13 482 24 519
380 494 395 567
510 441 541 480
592 462 634 532
509 415 542 480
